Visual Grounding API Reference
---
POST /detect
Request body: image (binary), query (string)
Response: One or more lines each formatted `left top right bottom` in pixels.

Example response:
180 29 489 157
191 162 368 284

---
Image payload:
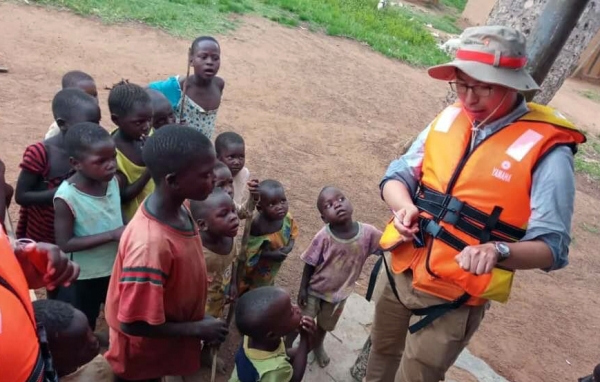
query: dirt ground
1 2 600 381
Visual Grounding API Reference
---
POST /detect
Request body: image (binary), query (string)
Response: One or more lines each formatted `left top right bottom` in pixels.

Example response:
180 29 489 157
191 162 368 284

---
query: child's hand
264 250 287 262
297 289 308 308
226 284 238 304
299 316 317 349
247 179 260 200
299 316 316 333
196 316 229 345
110 226 127 241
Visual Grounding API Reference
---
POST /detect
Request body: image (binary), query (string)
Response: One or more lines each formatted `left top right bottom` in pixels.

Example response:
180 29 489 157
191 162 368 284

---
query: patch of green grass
575 136 600 181
395 5 462 35
581 222 599 234
441 0 467 12
579 89 600 103
260 0 450 66
31 0 245 34
31 0 450 66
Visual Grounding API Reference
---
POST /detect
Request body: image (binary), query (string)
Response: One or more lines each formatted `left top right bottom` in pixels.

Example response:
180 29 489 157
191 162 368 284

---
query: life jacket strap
420 218 468 253
415 186 526 243
376 253 471 333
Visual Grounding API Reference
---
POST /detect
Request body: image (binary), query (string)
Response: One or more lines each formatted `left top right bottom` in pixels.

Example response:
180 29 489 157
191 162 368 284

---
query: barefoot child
45 70 99 139
109 80 154 222
33 299 112 381
146 88 175 130
16 89 101 251
54 123 125 330
295 186 382 367
190 189 240 372
213 160 257 220
230 286 316 382
239 180 298 294
149 36 224 139
215 132 250 206
104 124 229 382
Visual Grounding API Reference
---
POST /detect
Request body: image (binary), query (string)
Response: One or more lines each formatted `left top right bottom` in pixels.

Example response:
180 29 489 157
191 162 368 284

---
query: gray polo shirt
380 98 576 271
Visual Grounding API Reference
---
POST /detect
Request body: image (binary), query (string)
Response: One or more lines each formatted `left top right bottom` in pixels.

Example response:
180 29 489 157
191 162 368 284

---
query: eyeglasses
449 82 494 97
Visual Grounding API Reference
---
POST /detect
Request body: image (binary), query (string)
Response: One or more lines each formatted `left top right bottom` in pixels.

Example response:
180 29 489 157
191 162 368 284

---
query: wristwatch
494 242 511 263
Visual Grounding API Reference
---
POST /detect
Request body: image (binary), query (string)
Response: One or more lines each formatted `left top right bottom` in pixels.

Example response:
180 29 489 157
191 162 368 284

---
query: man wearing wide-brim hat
366 25 586 381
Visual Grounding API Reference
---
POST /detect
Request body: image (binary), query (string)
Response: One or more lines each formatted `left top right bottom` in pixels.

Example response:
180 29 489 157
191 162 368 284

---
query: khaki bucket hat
428 25 540 92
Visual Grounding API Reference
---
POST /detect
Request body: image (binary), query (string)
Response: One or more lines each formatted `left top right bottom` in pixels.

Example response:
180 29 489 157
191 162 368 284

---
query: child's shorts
303 295 347 332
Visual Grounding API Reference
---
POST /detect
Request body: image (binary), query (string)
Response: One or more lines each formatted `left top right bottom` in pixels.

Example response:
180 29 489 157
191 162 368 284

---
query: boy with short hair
229 286 316 382
146 88 175 130
239 180 298 295
213 160 258 220
215 132 250 206
45 70 98 139
295 186 382 367
32 299 112 381
105 124 229 382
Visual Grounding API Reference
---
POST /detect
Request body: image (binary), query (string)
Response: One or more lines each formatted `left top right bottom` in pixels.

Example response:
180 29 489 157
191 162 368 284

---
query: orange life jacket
0 230 46 382
380 103 586 310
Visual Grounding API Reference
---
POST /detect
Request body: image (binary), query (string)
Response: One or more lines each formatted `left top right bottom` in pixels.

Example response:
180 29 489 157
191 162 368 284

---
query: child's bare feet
314 344 330 368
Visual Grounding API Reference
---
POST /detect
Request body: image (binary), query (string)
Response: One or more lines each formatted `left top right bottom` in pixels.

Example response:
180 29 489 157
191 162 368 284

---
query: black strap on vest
366 250 472 334
365 251 383 302
415 186 526 243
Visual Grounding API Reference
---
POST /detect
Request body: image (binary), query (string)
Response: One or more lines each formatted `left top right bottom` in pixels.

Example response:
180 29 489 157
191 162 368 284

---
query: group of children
10 35 384 382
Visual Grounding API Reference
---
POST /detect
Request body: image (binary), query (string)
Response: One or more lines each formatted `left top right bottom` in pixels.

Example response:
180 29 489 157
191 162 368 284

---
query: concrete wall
462 0 497 26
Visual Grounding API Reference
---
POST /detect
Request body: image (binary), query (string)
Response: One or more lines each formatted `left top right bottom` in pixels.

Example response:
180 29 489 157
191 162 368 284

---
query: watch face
497 243 510 257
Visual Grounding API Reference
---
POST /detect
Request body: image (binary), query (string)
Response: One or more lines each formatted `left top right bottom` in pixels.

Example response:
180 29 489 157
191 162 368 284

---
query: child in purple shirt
295 186 382 368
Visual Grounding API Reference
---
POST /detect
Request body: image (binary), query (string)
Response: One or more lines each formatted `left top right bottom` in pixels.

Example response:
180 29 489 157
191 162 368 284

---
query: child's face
191 40 221 80
318 188 353 225
199 193 240 237
59 103 101 133
52 310 100 377
171 151 216 201
72 140 117 182
259 187 288 221
152 100 176 130
270 292 302 338
113 101 152 140
214 166 234 199
74 80 98 99
217 142 245 177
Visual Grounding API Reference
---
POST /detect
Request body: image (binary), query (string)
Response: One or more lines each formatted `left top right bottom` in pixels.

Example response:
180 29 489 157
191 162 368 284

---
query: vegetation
441 0 467 12
575 136 600 181
579 89 600 103
31 0 451 66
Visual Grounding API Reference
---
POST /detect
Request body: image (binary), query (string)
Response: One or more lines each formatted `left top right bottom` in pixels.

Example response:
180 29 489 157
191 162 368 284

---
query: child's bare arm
281 239 295 255
15 170 56 206
54 198 124 253
287 317 316 382
117 169 152 203
298 263 315 308
121 316 228 343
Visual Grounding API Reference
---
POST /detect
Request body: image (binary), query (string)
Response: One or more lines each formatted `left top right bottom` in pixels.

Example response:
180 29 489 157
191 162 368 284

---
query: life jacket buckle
443 197 464 225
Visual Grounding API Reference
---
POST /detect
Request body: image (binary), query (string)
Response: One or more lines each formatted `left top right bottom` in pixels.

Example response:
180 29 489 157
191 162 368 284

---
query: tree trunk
486 0 600 105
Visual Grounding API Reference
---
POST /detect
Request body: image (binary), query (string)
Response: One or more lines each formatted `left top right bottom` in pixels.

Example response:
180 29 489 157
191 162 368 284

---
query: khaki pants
365 270 486 382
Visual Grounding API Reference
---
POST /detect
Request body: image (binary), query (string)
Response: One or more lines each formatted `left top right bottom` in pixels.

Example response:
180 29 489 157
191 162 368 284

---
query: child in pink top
295 186 382 367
